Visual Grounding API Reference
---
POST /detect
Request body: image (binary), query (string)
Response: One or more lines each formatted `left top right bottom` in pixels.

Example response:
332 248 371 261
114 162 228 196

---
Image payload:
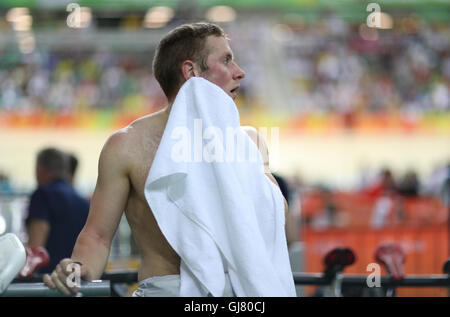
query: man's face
196 36 245 100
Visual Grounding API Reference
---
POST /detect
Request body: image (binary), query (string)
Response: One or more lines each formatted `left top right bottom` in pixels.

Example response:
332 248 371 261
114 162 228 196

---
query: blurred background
0 0 449 296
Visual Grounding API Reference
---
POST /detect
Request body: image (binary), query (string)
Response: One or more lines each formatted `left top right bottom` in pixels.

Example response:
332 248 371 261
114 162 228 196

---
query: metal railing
292 272 450 287
3 270 449 297
2 280 110 297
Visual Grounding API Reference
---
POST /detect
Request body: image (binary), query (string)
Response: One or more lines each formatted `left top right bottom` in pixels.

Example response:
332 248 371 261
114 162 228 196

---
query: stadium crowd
0 17 449 115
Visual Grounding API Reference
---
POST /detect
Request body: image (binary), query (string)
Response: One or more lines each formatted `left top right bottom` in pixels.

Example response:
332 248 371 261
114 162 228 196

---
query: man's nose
233 62 246 80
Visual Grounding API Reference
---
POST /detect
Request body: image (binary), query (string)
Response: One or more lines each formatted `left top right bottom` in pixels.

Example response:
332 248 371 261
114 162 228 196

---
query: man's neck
38 177 64 187
161 100 174 119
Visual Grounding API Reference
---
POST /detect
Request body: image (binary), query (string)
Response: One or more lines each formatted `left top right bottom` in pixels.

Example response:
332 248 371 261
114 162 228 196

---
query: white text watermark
170 120 280 173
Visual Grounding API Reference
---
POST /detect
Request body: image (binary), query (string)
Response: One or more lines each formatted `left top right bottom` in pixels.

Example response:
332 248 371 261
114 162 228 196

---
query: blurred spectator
0 51 166 114
370 195 393 229
311 187 338 230
423 162 450 197
363 168 397 198
273 173 291 205
363 168 398 228
0 17 448 116
398 170 420 197
442 164 450 207
280 18 449 115
25 147 90 273
67 152 79 186
285 173 305 243
273 173 297 245
0 171 13 194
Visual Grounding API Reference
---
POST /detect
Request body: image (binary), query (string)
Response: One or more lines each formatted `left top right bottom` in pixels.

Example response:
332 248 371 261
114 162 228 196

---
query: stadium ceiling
0 0 448 21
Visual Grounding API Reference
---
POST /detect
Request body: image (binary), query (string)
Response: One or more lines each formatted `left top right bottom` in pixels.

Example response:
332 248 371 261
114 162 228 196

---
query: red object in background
323 247 356 279
302 225 449 296
300 190 446 227
375 243 406 281
324 248 356 269
19 247 50 278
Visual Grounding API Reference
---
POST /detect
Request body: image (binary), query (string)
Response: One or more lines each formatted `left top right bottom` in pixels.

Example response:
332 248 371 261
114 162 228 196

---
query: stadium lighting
6 7 35 54
75 7 92 29
12 15 32 32
378 12 393 29
6 7 29 23
6 7 32 31
205 6 236 23
143 6 174 28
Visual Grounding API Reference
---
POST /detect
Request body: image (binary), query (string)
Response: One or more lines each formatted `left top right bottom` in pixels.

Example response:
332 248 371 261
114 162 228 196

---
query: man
43 22 288 296
26 147 90 273
66 153 79 186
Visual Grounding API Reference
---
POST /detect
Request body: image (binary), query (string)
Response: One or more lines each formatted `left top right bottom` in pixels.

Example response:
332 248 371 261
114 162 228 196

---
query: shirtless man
43 22 286 296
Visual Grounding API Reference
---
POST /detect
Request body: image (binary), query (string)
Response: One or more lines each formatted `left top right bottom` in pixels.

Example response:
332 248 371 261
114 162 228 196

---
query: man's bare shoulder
241 126 268 151
241 125 258 140
102 125 134 153
105 111 167 148
101 111 167 162
98 126 134 173
129 109 169 135
241 125 271 173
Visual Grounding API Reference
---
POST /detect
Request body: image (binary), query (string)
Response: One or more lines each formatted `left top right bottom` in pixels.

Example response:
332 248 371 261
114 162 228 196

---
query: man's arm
43 130 131 295
26 219 50 248
26 189 51 248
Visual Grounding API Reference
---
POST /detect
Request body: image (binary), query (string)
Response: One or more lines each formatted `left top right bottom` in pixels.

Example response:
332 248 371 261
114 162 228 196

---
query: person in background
363 168 398 198
67 153 79 186
398 170 420 197
441 164 450 207
0 171 13 194
26 147 90 273
273 173 297 245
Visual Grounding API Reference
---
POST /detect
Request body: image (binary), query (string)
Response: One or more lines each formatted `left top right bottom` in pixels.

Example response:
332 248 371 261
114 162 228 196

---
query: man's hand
43 258 87 296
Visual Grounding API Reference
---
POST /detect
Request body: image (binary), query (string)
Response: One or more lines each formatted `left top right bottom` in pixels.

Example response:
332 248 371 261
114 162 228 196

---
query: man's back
27 179 89 273
115 109 181 281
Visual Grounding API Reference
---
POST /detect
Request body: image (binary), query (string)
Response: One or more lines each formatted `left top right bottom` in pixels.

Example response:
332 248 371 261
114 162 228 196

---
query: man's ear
181 60 199 80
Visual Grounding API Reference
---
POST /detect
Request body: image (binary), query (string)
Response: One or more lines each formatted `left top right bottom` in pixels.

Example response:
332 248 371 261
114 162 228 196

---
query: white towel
144 77 296 297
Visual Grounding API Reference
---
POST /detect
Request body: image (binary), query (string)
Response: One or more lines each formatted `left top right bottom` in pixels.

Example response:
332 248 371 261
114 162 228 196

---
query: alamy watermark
169 119 280 173
66 3 81 28
65 262 81 288
366 3 382 28
366 262 381 288
66 3 91 29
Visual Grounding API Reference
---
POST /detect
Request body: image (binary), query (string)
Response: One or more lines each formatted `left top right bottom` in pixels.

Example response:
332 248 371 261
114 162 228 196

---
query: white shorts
132 274 235 297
